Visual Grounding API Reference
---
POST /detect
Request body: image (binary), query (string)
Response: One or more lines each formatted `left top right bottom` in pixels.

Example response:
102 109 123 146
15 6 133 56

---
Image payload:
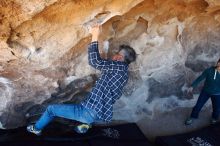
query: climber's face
112 50 125 62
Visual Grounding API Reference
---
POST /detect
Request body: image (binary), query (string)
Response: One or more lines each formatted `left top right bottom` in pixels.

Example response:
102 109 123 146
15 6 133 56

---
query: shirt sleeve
88 41 111 71
191 68 209 88
111 91 123 103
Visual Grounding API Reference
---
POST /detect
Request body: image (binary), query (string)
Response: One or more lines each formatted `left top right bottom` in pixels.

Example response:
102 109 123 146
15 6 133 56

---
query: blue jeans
35 104 97 130
190 90 220 120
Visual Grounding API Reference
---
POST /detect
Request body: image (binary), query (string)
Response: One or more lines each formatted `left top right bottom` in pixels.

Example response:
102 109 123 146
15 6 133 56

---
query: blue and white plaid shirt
81 41 129 122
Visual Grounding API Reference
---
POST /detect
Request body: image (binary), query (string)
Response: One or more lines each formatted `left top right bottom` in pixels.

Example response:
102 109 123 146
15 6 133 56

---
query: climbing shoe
185 117 195 125
74 124 91 134
27 124 42 136
211 118 217 125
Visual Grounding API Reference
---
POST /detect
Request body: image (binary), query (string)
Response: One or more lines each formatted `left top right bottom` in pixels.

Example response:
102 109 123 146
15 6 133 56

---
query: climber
185 58 220 125
27 24 137 135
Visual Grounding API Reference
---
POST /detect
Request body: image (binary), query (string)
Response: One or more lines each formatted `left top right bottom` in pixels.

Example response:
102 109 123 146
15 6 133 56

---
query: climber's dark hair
119 45 136 64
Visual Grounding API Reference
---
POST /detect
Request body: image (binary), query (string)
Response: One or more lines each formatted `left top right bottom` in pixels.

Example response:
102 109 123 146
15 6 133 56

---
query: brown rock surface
0 0 220 135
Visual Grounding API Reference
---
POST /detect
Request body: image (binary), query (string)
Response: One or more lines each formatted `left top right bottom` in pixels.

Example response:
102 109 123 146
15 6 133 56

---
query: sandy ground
137 106 213 142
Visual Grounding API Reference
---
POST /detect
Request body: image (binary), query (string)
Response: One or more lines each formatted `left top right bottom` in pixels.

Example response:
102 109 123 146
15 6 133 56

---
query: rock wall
0 0 220 129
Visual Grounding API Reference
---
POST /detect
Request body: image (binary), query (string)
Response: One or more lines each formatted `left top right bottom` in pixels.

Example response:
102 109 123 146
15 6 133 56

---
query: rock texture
0 0 220 130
